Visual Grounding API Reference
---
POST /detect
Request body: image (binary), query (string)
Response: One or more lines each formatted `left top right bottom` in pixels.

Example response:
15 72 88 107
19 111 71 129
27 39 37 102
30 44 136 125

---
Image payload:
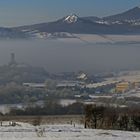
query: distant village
0 53 140 111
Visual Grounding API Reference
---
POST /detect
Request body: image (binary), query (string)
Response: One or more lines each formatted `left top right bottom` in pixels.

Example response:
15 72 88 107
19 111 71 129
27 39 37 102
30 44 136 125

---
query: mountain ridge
6 6 140 39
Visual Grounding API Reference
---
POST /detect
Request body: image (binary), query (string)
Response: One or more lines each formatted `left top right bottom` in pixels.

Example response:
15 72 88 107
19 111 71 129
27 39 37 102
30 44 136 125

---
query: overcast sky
0 0 140 27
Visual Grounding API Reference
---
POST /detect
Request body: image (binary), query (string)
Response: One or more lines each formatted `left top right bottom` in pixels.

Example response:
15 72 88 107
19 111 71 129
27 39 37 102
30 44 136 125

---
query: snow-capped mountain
64 14 78 23
103 6 140 22
13 6 140 39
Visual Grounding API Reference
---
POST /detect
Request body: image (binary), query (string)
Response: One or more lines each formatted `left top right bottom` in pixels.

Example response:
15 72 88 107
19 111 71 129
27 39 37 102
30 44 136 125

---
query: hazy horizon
0 1 139 74
0 39 140 74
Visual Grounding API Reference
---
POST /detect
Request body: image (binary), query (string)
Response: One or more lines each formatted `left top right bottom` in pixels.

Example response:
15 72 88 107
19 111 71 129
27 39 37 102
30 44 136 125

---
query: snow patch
64 14 78 23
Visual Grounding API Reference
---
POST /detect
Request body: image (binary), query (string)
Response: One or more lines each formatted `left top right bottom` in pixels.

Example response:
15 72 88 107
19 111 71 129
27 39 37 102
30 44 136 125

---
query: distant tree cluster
0 83 47 104
0 65 48 84
85 105 140 131
0 82 83 104
8 101 84 116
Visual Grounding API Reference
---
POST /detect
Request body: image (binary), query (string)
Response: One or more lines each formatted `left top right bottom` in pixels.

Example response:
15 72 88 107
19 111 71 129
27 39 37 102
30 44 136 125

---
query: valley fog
0 39 139 73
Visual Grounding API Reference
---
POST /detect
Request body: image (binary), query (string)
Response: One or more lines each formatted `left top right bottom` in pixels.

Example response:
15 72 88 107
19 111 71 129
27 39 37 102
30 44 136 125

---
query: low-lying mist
0 39 140 74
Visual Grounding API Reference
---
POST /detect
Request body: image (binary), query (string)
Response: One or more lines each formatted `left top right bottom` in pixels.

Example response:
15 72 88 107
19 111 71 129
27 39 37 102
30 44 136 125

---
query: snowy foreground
0 122 140 140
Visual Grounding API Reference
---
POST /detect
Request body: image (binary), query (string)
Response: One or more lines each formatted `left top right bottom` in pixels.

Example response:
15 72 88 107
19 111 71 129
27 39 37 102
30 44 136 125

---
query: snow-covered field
0 122 140 140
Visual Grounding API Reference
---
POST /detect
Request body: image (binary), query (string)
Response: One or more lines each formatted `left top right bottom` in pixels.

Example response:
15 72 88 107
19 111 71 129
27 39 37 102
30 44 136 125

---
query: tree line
85 105 140 131
8 101 84 116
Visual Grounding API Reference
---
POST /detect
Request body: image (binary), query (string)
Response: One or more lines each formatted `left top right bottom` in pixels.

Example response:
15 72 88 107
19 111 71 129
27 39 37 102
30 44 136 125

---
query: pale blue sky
0 0 140 27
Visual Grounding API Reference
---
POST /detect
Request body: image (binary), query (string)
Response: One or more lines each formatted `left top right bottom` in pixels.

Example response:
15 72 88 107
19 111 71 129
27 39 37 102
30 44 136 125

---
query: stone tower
9 53 17 66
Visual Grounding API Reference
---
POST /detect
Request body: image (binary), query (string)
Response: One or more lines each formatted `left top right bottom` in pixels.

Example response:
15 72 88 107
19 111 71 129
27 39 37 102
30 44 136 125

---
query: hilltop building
77 72 87 80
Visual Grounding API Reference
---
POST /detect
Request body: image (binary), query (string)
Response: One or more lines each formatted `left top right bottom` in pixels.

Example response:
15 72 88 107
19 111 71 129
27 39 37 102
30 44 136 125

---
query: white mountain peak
64 14 78 23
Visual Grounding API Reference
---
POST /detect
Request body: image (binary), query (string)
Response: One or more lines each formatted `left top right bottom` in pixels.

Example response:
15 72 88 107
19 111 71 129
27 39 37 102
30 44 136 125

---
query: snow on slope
0 122 140 140
74 34 140 44
51 34 140 45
